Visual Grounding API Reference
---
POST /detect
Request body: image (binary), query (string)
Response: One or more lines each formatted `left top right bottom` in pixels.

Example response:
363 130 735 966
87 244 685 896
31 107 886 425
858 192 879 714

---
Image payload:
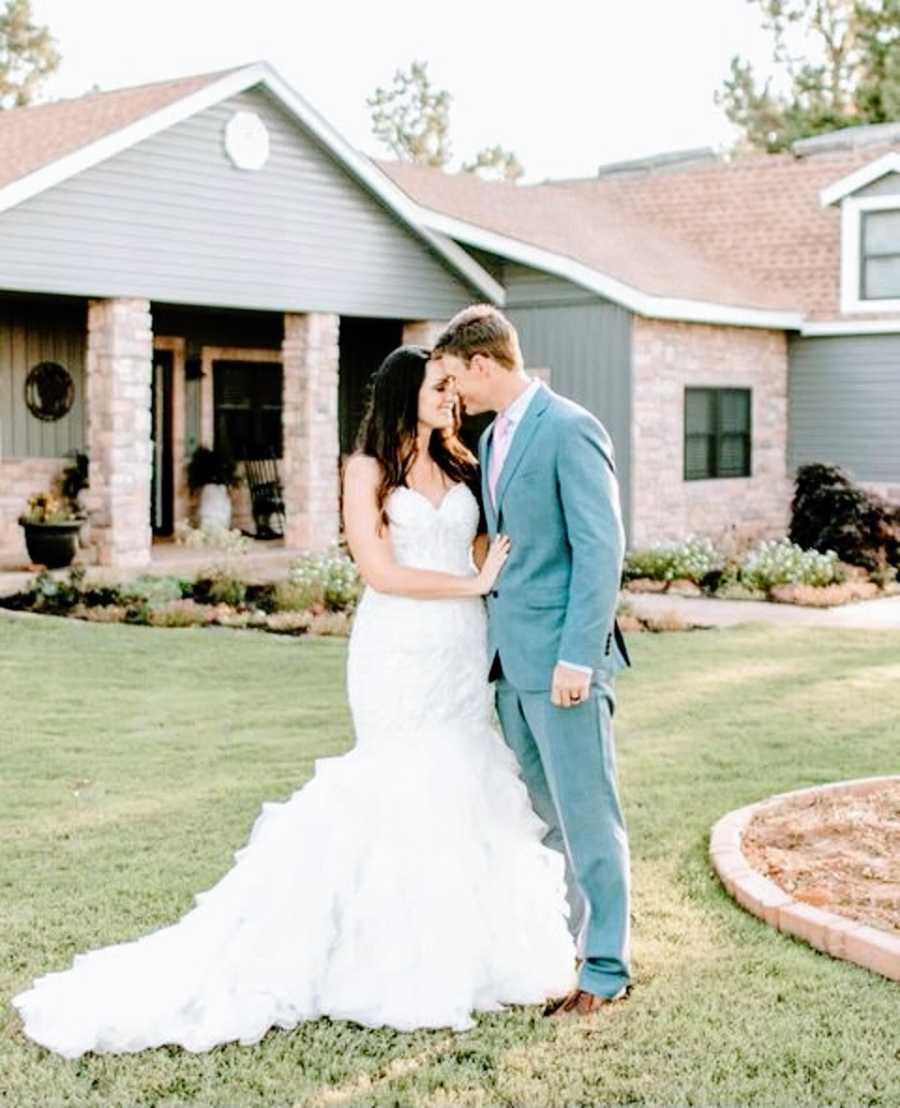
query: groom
430 304 632 1019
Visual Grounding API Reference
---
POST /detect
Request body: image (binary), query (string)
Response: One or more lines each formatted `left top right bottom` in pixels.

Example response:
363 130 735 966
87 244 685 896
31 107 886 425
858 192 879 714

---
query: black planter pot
18 518 84 569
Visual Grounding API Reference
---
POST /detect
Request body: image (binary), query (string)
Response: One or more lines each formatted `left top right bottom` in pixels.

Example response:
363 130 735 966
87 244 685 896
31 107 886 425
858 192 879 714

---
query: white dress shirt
492 379 593 679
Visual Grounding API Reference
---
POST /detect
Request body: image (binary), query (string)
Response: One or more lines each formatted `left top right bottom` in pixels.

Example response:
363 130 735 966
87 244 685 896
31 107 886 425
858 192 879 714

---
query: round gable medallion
224 111 270 171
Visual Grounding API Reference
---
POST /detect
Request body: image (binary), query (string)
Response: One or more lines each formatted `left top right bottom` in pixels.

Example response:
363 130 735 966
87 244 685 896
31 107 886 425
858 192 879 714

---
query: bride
11 345 575 1058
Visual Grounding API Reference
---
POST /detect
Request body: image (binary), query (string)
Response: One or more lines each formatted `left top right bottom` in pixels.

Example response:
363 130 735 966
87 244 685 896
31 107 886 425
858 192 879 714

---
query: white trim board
820 152 900 207
800 320 900 335
0 62 503 306
414 207 804 330
839 194 900 314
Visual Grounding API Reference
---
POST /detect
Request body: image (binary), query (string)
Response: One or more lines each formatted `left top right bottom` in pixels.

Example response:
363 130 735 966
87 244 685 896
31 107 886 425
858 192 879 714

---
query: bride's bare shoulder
343 453 383 493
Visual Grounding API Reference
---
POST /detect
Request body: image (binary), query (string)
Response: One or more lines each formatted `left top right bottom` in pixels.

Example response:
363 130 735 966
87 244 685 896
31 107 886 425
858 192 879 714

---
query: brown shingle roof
385 141 900 322
0 67 240 191
382 161 797 313
549 144 900 321
3 64 896 322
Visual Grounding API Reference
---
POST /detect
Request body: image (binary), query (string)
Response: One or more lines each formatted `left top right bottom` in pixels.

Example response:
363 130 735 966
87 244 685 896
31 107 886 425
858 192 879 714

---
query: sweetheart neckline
394 482 466 513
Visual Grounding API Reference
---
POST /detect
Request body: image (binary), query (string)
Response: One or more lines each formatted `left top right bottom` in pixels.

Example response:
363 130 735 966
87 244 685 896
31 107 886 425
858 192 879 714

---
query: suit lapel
479 420 498 533
493 385 551 513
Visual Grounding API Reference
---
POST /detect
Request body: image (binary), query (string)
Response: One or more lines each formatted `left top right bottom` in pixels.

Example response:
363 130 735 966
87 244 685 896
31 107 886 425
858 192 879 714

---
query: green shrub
118 575 184 609
245 582 279 613
274 579 323 612
288 546 362 611
206 570 247 608
623 536 723 584
790 463 900 571
185 445 239 491
739 538 844 592
26 566 85 614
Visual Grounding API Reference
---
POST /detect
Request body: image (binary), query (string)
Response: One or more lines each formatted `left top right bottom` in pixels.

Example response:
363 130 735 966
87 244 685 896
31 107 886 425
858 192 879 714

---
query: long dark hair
355 345 478 526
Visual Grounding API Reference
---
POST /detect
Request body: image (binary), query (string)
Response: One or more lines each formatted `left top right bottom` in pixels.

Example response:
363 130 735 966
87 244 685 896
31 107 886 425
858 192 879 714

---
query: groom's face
430 353 495 416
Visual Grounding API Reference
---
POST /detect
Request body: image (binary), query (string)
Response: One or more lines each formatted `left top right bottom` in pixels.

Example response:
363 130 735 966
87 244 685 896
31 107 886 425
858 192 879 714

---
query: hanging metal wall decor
25 361 74 422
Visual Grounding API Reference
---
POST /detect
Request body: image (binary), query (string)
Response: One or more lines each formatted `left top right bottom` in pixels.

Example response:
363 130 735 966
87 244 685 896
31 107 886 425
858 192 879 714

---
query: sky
30 0 779 183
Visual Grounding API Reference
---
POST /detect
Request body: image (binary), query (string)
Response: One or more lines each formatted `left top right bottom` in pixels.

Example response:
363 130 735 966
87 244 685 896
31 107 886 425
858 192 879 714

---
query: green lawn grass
1 613 898 1107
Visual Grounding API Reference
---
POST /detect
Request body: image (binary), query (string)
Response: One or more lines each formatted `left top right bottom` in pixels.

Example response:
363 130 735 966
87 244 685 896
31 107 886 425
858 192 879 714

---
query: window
213 360 283 459
860 210 900 299
684 388 752 480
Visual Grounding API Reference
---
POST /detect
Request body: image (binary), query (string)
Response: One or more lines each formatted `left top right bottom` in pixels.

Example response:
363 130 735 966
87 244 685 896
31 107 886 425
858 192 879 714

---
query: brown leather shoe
546 985 630 1021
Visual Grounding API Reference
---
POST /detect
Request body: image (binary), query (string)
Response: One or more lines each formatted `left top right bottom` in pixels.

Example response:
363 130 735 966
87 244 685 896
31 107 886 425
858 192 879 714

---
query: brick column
84 298 154 567
401 320 446 348
282 313 340 549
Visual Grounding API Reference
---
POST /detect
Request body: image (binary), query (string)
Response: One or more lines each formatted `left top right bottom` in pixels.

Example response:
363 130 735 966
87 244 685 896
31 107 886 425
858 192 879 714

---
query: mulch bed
743 782 900 934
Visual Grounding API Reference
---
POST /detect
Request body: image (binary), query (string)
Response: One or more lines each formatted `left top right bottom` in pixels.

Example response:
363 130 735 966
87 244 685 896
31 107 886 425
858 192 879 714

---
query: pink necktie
488 412 512 507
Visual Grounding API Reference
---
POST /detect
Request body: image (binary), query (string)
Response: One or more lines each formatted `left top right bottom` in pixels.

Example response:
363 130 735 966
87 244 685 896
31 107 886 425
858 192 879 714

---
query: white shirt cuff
558 659 593 676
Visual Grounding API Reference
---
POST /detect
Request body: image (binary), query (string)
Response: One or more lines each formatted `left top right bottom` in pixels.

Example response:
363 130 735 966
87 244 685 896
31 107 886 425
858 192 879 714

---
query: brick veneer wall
83 298 154 567
630 317 791 548
282 313 341 549
401 320 446 348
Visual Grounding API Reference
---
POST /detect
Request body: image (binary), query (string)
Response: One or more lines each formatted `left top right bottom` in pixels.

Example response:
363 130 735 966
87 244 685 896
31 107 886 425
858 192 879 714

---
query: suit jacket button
491 590 499 599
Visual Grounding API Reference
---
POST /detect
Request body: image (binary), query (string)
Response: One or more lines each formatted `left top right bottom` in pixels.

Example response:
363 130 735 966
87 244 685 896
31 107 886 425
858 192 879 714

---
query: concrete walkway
626 590 900 630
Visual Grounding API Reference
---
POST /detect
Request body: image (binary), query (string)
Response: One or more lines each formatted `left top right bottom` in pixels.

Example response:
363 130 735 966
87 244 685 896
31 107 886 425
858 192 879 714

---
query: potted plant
187 445 241 530
18 483 87 569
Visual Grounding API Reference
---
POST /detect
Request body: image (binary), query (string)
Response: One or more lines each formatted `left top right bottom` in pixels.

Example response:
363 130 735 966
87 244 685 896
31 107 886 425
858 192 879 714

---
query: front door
150 349 174 535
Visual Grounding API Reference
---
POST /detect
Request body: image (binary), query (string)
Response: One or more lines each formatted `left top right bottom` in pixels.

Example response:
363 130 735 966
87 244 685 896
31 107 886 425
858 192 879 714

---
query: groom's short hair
432 305 523 371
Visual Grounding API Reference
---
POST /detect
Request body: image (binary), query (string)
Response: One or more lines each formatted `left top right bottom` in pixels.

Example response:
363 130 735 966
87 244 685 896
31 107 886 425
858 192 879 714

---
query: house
0 62 499 567
382 129 900 547
1 61 899 568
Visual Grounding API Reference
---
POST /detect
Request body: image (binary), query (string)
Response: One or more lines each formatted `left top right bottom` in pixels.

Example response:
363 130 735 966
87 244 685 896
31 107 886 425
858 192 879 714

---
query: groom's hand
551 664 591 709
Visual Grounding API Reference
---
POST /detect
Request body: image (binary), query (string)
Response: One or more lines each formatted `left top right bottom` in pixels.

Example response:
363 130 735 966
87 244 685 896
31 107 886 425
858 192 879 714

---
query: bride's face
418 362 458 432
430 352 491 415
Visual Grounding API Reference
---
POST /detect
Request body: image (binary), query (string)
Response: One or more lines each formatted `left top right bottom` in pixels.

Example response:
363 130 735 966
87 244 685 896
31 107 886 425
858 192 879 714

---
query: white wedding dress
12 482 575 1058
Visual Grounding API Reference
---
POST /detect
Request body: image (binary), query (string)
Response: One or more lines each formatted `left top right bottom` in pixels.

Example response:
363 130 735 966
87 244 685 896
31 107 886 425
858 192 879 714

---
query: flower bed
0 546 361 637
624 535 899 608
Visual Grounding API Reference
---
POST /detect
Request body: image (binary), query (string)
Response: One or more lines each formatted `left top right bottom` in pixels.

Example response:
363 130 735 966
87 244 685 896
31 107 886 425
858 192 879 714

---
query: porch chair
241 447 286 539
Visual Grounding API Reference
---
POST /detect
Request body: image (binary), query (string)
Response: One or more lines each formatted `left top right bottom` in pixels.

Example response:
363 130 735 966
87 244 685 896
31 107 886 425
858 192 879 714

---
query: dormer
821 152 900 313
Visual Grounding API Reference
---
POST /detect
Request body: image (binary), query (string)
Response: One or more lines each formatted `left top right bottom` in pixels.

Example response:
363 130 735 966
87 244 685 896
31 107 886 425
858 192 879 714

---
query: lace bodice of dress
383 483 479 574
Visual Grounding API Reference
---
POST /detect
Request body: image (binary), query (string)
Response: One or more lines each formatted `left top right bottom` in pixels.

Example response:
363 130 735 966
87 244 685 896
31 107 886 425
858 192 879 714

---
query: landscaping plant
789 463 900 572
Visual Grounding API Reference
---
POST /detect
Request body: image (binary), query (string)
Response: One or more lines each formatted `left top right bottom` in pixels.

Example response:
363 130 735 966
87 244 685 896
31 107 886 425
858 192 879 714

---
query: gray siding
0 295 86 457
504 263 601 308
495 262 633 536
788 334 900 482
855 172 900 198
0 87 475 318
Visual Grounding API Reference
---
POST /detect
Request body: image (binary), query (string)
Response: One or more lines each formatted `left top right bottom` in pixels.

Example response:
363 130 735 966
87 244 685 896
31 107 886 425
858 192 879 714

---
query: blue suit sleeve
556 414 625 670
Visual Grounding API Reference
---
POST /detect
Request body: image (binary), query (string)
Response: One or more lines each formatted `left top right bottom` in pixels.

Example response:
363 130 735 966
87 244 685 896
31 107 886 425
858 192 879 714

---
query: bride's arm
343 455 508 599
472 533 490 570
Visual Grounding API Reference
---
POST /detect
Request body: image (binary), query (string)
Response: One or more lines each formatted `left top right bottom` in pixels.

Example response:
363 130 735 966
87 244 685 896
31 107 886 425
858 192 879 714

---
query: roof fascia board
0 61 501 304
801 319 900 335
820 152 900 207
417 207 803 330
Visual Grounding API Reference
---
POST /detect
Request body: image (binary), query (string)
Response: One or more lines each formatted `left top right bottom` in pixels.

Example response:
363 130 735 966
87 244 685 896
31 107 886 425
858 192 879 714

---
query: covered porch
0 290 445 571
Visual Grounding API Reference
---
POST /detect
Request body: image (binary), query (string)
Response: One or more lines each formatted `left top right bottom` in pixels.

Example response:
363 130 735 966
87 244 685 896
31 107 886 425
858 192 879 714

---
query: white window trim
840 194 900 313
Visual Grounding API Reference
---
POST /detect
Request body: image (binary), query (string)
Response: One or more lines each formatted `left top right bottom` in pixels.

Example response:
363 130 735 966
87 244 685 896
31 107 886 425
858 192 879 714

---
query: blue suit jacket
480 383 630 691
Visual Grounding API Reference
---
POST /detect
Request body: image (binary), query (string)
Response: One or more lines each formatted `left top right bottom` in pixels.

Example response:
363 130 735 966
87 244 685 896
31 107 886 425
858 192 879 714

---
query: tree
368 60 525 179
367 60 452 169
0 0 60 110
716 0 900 152
463 144 525 182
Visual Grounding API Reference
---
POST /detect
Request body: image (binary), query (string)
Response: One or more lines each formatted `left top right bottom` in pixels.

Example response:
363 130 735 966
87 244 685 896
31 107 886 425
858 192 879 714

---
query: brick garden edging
710 776 900 983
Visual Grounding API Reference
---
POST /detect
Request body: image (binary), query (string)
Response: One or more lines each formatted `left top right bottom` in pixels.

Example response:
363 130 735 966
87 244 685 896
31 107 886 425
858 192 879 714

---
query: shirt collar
499 377 541 427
